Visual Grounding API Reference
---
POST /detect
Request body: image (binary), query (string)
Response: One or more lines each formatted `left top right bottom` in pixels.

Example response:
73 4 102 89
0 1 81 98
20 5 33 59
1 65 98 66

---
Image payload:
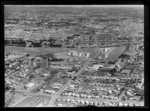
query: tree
26 41 33 47
119 54 130 59
41 41 49 48
107 61 115 64
121 96 127 101
26 54 30 57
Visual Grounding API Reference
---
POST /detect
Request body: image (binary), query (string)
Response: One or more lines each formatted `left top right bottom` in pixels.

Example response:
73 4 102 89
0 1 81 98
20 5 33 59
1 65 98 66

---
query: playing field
5 46 70 56
107 46 127 61
5 46 99 58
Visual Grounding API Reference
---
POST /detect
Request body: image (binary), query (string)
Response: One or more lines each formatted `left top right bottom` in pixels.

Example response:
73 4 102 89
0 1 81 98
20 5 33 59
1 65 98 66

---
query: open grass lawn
5 46 69 55
13 96 42 107
5 46 98 58
8 93 28 107
107 46 127 61
6 46 127 61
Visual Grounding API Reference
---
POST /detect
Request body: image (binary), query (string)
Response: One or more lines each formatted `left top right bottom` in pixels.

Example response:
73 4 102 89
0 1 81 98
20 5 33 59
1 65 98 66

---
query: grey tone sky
5 5 144 8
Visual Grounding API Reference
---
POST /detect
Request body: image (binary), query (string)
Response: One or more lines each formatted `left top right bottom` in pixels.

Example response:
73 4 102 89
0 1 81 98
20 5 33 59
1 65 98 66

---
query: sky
5 5 144 8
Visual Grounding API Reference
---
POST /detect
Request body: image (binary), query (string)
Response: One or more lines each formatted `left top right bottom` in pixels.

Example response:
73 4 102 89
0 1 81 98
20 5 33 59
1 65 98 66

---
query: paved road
128 38 144 56
47 48 101 107
8 34 101 107
47 60 91 107
8 35 144 107
54 96 143 106
6 68 25 79
5 58 32 79
80 75 141 79
94 35 100 48
31 98 45 107
16 90 53 97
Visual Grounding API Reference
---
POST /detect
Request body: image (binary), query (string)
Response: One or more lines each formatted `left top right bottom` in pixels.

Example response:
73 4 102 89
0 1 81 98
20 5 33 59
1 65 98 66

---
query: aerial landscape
4 5 144 107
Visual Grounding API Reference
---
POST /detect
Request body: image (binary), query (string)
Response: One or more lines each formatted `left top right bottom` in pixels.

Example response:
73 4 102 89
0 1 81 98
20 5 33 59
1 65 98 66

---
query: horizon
5 5 144 8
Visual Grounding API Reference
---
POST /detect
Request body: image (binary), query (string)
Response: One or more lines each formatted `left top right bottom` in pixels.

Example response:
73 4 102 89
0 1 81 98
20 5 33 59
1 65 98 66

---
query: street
46 46 101 107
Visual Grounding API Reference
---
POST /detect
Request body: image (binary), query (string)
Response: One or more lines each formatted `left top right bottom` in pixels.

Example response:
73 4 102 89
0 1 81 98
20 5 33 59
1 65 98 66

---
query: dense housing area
5 5 144 107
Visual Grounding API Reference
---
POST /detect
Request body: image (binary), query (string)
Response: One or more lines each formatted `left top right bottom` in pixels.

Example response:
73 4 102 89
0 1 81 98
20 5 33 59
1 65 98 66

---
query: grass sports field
5 46 125 60
5 46 99 58
107 46 127 61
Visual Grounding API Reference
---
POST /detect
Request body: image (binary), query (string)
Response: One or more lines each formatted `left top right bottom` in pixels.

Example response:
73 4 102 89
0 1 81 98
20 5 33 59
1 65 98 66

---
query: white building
91 64 103 70
68 51 90 58
44 89 56 94
69 84 75 88
85 53 90 58
52 85 61 89
78 53 82 57
66 70 76 75
52 83 62 87
26 82 35 89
